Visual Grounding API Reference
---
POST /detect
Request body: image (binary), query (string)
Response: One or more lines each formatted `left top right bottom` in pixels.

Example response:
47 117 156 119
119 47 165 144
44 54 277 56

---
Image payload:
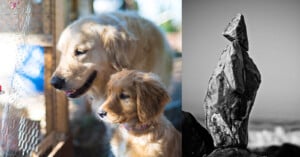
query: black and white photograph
183 0 300 156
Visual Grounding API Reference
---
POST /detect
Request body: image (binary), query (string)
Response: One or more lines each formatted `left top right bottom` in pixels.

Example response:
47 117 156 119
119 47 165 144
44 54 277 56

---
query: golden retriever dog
98 69 181 157
50 11 173 109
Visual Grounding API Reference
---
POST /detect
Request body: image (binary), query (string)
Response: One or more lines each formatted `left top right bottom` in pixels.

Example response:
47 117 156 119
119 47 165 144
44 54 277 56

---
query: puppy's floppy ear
135 73 170 123
98 25 136 71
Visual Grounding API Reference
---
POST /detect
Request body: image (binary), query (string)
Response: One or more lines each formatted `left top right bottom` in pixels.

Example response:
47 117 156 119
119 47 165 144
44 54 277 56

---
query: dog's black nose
98 111 107 118
50 76 65 90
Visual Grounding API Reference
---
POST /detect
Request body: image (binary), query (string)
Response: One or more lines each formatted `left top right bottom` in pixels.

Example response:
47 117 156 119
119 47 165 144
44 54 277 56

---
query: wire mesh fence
0 0 43 156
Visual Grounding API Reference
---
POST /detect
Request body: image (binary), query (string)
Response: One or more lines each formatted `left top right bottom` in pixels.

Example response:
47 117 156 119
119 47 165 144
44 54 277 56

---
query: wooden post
44 0 70 136
33 0 75 156
44 46 55 135
53 0 69 135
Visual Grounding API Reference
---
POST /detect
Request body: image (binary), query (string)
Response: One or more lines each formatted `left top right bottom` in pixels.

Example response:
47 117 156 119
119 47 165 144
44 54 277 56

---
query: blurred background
183 0 300 149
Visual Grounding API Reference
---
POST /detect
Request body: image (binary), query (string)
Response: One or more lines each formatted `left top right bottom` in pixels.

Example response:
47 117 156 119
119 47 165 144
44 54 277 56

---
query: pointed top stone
223 13 249 51
205 14 261 149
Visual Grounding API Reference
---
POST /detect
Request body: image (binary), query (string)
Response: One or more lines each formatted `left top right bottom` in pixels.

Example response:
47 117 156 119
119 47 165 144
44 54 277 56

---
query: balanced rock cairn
204 13 261 150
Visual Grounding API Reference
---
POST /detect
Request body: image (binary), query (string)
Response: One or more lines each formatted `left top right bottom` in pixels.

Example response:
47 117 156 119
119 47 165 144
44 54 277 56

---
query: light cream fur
52 11 173 110
99 69 181 157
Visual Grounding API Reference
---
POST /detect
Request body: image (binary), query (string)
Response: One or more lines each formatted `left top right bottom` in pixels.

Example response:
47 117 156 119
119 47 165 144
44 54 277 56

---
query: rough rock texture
204 13 261 148
182 111 214 157
206 148 261 157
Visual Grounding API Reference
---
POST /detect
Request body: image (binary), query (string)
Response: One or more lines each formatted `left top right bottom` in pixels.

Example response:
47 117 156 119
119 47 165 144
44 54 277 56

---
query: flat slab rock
182 111 214 157
206 148 262 157
204 13 261 148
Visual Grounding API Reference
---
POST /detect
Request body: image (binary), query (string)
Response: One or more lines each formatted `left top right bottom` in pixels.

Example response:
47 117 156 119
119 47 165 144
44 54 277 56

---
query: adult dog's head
50 15 136 99
98 69 170 126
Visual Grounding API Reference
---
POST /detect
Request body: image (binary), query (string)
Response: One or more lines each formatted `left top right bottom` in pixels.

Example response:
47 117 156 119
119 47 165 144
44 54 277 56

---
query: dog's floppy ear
135 72 170 123
98 25 136 71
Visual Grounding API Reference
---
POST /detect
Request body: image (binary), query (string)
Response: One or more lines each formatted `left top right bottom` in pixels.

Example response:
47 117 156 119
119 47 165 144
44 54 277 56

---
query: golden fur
99 69 181 157
51 11 173 110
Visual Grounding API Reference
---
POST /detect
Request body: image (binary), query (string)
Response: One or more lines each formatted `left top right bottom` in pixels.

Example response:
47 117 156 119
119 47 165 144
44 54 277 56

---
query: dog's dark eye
120 93 130 99
75 49 87 56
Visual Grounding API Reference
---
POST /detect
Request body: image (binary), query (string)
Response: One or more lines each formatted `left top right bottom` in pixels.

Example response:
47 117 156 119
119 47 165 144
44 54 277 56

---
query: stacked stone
204 13 261 156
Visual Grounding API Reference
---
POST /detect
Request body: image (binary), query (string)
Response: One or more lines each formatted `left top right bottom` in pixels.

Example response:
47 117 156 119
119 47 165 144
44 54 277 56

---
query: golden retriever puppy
98 69 181 157
50 11 173 109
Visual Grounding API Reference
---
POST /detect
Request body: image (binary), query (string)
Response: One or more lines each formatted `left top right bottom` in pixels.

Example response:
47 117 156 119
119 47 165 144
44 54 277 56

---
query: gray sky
183 0 300 121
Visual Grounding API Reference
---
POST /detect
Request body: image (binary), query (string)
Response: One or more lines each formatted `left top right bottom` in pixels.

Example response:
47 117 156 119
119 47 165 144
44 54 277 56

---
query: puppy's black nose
98 111 107 118
50 76 65 90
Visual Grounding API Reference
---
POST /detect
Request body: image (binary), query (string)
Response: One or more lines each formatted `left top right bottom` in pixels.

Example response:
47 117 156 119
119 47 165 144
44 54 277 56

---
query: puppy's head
50 15 135 99
98 69 170 124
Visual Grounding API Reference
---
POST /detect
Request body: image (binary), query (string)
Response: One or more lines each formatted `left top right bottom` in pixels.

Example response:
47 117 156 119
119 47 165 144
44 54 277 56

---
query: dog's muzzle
50 76 65 90
50 71 97 98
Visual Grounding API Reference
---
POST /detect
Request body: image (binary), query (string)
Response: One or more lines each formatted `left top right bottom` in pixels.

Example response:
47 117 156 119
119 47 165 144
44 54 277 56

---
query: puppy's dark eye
120 93 130 99
75 49 87 56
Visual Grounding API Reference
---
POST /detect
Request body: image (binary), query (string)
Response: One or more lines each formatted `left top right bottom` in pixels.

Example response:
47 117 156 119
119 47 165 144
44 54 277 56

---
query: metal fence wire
0 0 42 156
